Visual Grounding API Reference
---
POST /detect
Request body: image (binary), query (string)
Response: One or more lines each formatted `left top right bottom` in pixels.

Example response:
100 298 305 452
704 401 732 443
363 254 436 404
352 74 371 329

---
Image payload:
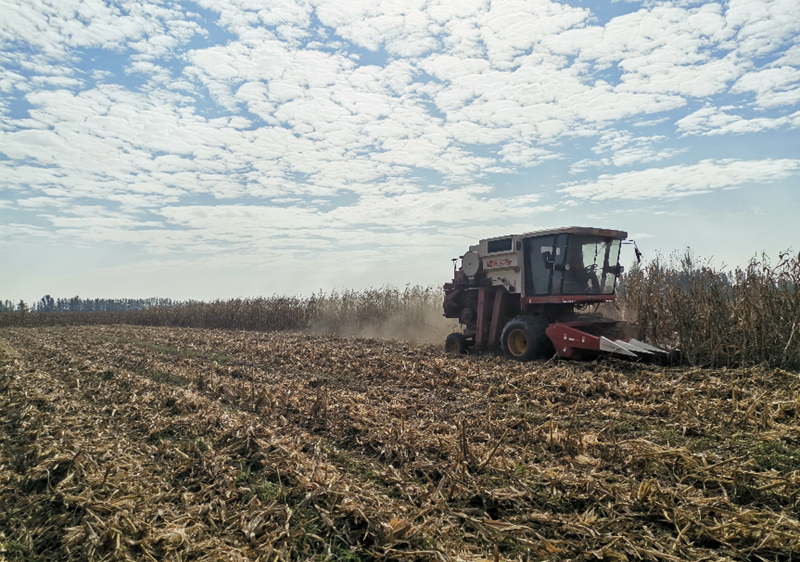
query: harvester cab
443 227 665 361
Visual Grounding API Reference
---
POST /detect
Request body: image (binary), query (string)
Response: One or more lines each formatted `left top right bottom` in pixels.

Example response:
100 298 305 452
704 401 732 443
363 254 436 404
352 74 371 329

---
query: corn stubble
1 325 799 562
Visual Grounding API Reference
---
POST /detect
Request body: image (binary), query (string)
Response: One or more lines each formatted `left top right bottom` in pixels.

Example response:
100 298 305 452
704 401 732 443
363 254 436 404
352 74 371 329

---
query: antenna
623 240 643 263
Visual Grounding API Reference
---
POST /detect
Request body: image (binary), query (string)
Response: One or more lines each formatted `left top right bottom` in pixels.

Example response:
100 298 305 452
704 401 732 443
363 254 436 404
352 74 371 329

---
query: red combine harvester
443 226 665 361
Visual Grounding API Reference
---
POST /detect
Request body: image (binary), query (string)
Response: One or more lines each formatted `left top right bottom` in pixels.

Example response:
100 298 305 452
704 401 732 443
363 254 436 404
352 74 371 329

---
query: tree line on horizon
0 296 177 314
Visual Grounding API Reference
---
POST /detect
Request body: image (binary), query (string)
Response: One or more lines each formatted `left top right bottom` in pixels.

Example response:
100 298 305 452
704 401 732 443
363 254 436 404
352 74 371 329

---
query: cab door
524 234 568 296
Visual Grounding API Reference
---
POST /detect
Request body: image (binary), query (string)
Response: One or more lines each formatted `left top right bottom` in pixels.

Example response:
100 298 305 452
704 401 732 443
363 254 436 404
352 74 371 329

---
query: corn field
2 251 799 368
618 250 800 369
0 286 454 344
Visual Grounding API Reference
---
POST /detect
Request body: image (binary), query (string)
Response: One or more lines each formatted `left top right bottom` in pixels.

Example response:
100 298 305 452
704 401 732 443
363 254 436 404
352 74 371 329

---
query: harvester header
444 226 664 361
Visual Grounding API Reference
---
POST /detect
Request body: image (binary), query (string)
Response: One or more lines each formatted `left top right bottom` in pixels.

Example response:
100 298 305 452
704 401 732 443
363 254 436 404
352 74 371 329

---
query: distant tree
17 300 28 313
39 294 55 312
0 295 179 314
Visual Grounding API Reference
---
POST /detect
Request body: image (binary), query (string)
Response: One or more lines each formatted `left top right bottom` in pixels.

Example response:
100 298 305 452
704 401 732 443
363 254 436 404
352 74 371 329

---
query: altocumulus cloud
1 0 799 298
558 158 800 200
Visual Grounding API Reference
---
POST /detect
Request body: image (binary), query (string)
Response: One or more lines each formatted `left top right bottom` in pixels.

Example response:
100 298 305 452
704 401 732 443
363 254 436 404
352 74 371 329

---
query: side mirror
553 263 566 272
605 265 624 275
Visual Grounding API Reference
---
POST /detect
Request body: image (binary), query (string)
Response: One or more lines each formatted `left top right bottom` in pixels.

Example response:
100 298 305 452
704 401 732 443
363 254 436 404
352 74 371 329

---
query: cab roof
485 226 628 242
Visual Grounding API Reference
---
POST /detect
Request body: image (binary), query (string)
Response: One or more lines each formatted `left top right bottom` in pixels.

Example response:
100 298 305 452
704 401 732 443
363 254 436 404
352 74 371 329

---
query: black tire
445 332 469 355
501 316 555 362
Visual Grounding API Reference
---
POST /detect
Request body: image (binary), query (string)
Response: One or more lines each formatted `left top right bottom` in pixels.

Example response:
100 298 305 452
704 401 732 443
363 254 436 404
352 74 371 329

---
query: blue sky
1 0 799 300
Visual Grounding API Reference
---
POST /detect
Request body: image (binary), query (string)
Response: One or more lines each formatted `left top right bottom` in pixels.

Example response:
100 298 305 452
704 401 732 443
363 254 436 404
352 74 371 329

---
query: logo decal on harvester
486 258 513 268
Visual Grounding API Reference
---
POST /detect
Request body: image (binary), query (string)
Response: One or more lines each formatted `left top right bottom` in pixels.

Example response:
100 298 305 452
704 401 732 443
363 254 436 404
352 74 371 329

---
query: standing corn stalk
619 250 800 369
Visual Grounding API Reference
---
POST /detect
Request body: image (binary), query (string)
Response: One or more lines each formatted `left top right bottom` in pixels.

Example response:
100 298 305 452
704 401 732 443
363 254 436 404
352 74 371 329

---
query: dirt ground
1 325 799 561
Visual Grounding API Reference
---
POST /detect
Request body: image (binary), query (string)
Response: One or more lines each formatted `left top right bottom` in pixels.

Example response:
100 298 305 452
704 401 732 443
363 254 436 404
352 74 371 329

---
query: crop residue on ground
1 325 799 561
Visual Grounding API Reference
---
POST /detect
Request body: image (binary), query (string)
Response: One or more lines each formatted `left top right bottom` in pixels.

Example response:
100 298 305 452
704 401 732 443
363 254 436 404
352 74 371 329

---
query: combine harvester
443 226 666 361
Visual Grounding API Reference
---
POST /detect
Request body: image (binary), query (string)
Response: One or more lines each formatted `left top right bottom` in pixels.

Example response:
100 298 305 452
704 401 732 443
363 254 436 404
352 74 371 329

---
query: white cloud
773 43 800 66
91 69 113 82
0 223 55 242
0 0 202 59
422 50 687 145
676 105 800 135
724 0 800 57
582 130 686 167
498 143 561 167
194 0 312 38
313 0 441 58
545 4 737 95
633 117 669 127
731 66 800 108
143 187 553 256
569 158 609 175
44 213 162 230
16 196 69 209
125 61 174 85
559 158 800 200
0 67 26 94
5 0 790 229
474 0 590 67
1 0 799 292
29 75 84 88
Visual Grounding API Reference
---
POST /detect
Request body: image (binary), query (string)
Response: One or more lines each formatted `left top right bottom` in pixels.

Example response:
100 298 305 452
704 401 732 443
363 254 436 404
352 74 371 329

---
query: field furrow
1 325 799 561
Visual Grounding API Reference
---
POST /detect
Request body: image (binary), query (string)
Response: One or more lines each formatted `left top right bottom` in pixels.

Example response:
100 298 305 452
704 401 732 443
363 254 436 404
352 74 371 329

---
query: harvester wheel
445 332 469 355
501 316 555 362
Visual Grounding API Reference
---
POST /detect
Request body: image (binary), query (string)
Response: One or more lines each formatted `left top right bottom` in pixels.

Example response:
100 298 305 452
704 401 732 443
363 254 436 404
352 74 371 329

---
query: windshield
562 236 622 295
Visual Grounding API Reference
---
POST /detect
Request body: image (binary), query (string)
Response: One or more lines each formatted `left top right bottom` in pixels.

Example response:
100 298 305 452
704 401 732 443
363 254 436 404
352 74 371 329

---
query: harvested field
1 326 799 562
